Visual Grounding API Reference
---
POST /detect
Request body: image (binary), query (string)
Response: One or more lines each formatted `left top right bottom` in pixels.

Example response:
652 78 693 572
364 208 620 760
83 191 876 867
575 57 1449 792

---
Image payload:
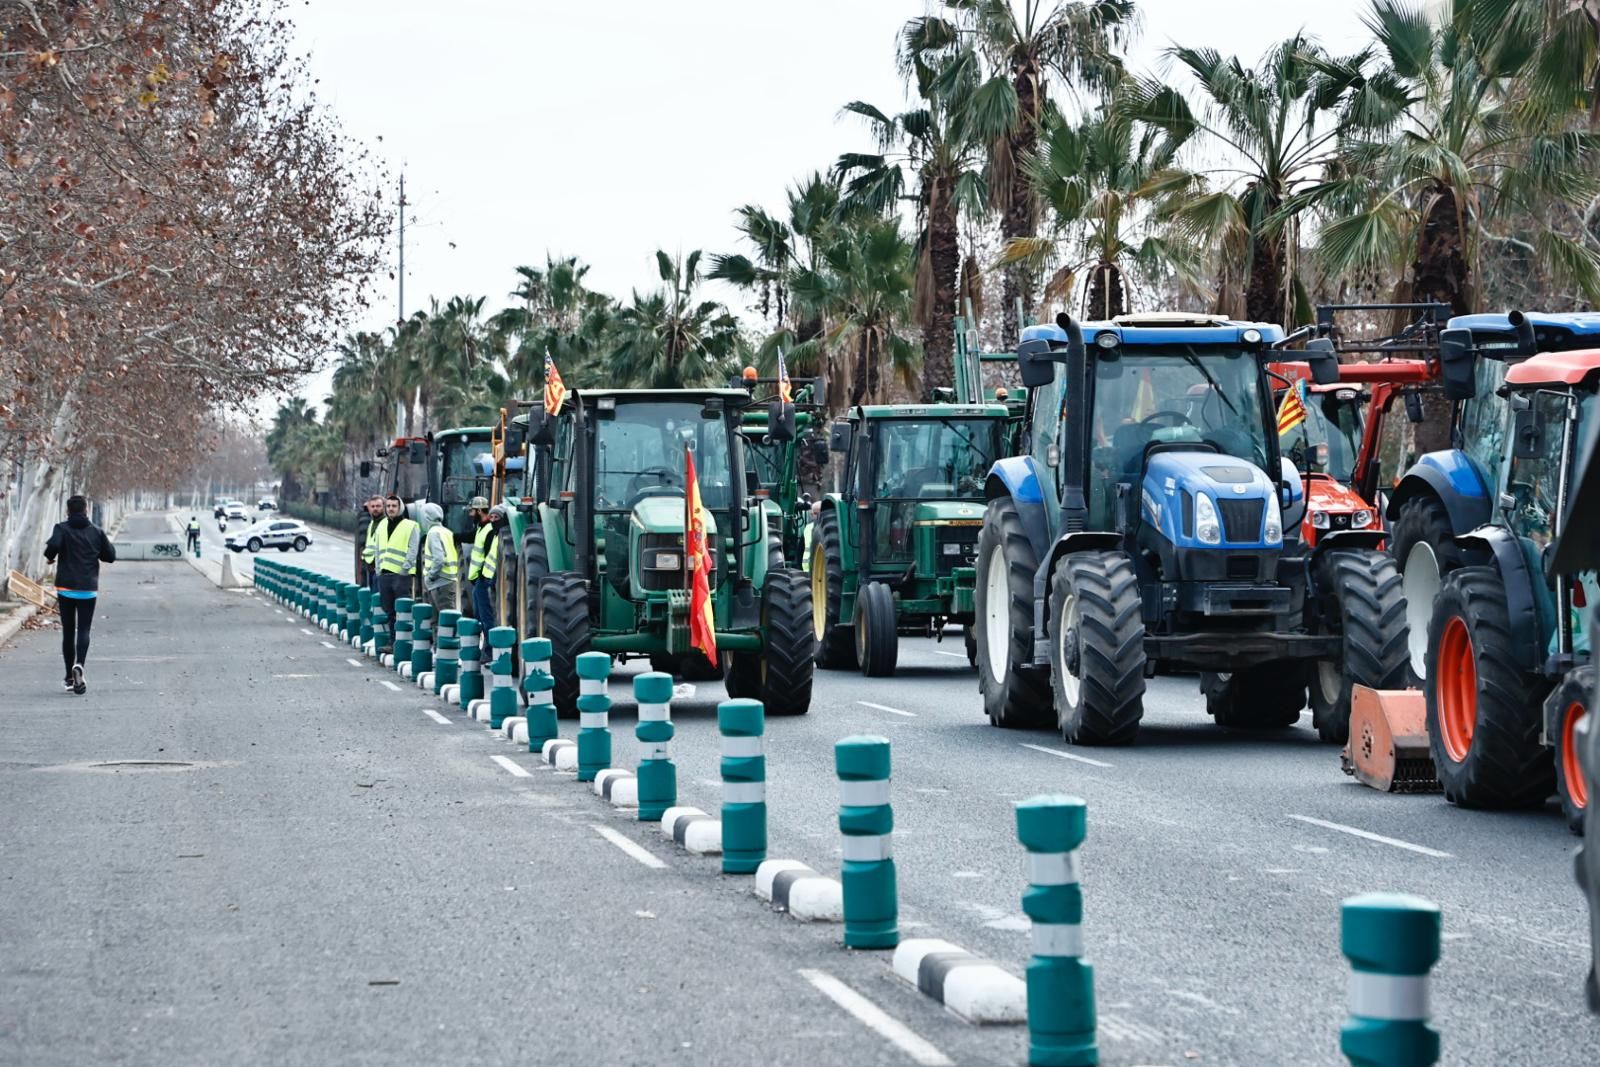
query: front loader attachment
1341 685 1440 793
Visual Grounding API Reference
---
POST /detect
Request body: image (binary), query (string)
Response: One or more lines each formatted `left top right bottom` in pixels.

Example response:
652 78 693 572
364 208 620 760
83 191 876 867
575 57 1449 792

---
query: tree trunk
1084 260 1127 320
1410 183 1473 453
921 175 961 400
1001 63 1042 351
1243 186 1286 325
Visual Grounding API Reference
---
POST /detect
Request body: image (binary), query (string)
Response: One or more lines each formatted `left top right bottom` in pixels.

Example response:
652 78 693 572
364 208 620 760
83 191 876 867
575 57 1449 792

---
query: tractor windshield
743 435 782 493
1281 390 1361 483
437 436 493 536
593 401 733 512
872 419 999 500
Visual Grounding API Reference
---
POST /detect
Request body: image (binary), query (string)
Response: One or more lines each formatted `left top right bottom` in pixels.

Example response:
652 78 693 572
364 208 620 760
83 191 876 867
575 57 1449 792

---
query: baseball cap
469 496 490 509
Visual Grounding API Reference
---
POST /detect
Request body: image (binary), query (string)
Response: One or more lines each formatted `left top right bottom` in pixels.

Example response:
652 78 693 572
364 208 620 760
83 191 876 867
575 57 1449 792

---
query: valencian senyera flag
1276 379 1309 436
543 351 567 415
685 449 717 666
777 350 792 404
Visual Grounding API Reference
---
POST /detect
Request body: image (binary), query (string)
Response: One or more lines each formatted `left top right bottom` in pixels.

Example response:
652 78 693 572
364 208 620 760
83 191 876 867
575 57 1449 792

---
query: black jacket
44 515 116 591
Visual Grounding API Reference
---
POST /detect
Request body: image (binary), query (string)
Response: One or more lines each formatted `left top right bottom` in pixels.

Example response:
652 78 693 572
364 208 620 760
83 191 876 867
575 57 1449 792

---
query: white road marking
798 969 952 1066
1288 815 1453 858
378 680 402 692
421 708 452 725
1019 742 1114 768
932 650 967 659
319 641 335 649
299 628 315 636
592 825 667 869
346 658 364 668
270 673 317 679
858 701 917 718
491 755 532 778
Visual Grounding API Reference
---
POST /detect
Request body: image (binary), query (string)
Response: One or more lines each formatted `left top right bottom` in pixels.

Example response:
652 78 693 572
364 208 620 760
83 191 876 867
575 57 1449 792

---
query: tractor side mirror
505 422 527 456
767 400 796 443
359 461 373 479
809 438 830 466
829 422 853 454
1404 390 1424 424
1304 338 1340 386
407 441 428 465
1016 312 1085 389
1512 407 1545 459
746 470 760 495
1438 328 1476 400
527 407 555 446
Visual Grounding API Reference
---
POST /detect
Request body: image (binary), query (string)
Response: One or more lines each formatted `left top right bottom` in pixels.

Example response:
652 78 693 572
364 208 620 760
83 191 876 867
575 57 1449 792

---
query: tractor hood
911 500 986 524
630 493 718 539
1141 451 1280 549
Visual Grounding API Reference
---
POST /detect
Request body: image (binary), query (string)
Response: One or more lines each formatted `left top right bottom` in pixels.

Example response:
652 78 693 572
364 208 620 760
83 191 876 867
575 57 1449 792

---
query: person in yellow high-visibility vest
357 495 383 591
466 496 499 628
375 494 420 626
420 502 459 613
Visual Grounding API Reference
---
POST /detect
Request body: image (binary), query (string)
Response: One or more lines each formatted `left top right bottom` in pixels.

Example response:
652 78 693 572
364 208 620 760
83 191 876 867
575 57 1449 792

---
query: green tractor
732 369 829 567
811 403 1010 676
502 388 816 716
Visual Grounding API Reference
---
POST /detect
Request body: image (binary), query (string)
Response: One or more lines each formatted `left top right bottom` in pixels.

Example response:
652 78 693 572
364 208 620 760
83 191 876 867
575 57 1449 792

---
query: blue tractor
975 313 1409 745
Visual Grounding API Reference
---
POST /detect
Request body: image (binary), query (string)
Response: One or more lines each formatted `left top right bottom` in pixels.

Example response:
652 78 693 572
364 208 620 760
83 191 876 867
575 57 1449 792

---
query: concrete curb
660 806 721 855
755 860 843 922
891 938 1027 1025
510 720 529 745
441 683 460 705
541 739 577 772
471 700 491 723
500 716 525 741
593 769 638 808
0 604 39 651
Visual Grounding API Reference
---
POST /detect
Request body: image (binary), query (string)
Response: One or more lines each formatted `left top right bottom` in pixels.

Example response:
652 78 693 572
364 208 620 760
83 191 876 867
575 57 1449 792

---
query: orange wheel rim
1562 702 1588 810
1437 617 1477 763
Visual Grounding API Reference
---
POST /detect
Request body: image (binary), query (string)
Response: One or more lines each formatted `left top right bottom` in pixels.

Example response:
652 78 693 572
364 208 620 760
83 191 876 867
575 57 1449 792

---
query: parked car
257 498 277 511
225 501 249 521
226 519 312 553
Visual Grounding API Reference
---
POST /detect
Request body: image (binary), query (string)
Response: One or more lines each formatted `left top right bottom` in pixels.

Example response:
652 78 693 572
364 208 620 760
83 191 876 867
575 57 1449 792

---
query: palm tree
1121 35 1374 326
902 0 1135 347
611 250 746 388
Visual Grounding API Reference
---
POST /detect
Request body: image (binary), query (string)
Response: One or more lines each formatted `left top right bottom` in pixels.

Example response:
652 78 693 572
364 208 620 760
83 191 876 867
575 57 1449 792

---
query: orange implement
1341 685 1441 793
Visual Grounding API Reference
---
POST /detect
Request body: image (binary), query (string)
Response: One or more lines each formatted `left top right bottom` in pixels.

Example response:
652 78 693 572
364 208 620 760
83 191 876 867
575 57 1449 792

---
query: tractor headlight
1311 510 1330 530
1194 492 1222 545
1352 509 1373 528
1264 493 1283 545
647 551 682 570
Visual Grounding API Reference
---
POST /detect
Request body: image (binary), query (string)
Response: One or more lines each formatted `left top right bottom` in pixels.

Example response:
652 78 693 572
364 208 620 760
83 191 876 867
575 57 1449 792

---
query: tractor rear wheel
975 496 1051 728
754 568 814 715
1205 665 1306 728
811 510 856 670
1049 552 1146 745
1549 666 1593 834
1308 550 1409 744
518 524 550 648
1425 567 1554 809
1392 494 1475 684
537 574 590 720
855 581 899 677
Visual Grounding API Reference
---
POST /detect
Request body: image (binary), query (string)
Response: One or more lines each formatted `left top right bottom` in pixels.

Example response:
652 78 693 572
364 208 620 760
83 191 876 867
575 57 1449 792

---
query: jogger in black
43 495 115 695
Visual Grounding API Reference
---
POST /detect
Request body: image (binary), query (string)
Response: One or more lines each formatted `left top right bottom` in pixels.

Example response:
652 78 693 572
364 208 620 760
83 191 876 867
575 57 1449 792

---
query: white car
227 519 312 553
257 498 277 511
225 501 249 521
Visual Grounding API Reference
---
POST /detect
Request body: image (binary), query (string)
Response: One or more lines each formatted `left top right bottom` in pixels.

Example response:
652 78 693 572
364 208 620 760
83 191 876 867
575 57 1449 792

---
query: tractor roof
1022 314 1284 348
433 426 495 437
1504 350 1600 388
1450 311 1600 335
852 403 1009 420
575 388 750 404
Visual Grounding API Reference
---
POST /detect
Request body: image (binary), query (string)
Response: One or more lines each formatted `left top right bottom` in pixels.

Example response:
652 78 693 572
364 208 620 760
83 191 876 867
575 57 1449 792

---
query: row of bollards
253 556 1446 1067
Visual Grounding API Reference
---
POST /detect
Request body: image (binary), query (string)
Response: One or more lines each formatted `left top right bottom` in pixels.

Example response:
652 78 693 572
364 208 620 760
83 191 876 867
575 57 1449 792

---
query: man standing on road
356 495 384 592
420 502 459 614
466 497 498 629
43 495 115 695
184 517 201 555
375 494 420 626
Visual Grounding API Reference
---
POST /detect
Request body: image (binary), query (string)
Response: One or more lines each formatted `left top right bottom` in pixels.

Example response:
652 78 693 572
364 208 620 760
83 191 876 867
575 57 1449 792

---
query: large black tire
1425 567 1554 809
1308 550 1410 744
855 581 899 677
724 652 760 699
649 652 677 675
975 497 1052 728
811 510 855 669
517 524 550 647
1548 666 1593 835
1049 552 1146 745
1204 665 1306 728
537 574 590 720
964 625 977 668
1391 494 1475 684
755 568 814 715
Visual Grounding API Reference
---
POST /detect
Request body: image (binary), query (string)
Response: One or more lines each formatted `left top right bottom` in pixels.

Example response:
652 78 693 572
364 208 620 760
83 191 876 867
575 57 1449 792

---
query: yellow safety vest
429 526 460 581
362 518 380 564
187 521 200 533
377 517 419 575
469 522 497 581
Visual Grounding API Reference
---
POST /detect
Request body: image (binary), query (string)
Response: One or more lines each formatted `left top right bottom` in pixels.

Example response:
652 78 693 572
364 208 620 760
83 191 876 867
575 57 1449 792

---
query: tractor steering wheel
1139 410 1192 428
626 466 682 505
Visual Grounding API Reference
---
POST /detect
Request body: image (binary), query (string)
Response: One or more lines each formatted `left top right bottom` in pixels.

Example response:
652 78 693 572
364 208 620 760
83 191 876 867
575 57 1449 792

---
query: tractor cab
1270 363 1377 545
430 426 496 543
731 367 827 567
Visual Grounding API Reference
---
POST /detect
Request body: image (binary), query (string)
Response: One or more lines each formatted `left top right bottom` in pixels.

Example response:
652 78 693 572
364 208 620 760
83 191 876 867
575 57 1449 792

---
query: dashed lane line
319 641 335 649
1019 742 1114 769
1287 814 1453 858
491 755 533 778
797 969 952 1066
931 650 967 659
421 708 452 725
346 658 363 668
858 701 917 718
299 628 315 636
592 825 668 869
378 680 402 692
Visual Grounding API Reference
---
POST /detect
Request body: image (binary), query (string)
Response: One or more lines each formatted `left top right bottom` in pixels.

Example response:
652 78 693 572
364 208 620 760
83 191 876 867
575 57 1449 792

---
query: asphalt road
3 513 1596 1065
182 509 356 584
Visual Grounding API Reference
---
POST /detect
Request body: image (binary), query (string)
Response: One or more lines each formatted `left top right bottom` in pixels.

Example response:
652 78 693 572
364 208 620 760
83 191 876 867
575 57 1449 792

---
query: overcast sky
292 0 1373 344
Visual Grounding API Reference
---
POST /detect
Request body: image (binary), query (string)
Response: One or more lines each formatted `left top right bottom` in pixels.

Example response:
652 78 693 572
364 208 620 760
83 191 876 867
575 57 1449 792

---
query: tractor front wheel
1308 550 1409 744
1049 552 1146 745
855 581 898 677
811 511 855 669
1549 666 1593 834
537 574 591 720
518 524 550 647
1391 494 1475 684
975 496 1051 728
754 568 814 715
1425 567 1554 809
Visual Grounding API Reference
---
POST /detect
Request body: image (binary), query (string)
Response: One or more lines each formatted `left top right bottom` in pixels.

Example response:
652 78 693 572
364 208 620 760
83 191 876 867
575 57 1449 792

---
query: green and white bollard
392 597 414 668
1018 794 1097 1067
345 584 361 643
575 651 612 782
371 606 389 658
522 638 558 752
634 672 675 822
434 610 460 693
720 699 766 875
358 588 374 649
837 735 897 950
410 602 435 680
457 618 483 709
1341 893 1441 1067
487 626 517 728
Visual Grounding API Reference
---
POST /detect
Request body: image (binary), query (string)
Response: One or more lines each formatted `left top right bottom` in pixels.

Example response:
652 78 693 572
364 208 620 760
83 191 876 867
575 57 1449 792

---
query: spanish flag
685 450 717 666
1277 380 1309 436
543 351 567 416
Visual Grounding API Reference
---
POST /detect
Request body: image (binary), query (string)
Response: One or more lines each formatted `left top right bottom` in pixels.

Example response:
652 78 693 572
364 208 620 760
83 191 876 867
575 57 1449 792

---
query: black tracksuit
44 515 116 676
